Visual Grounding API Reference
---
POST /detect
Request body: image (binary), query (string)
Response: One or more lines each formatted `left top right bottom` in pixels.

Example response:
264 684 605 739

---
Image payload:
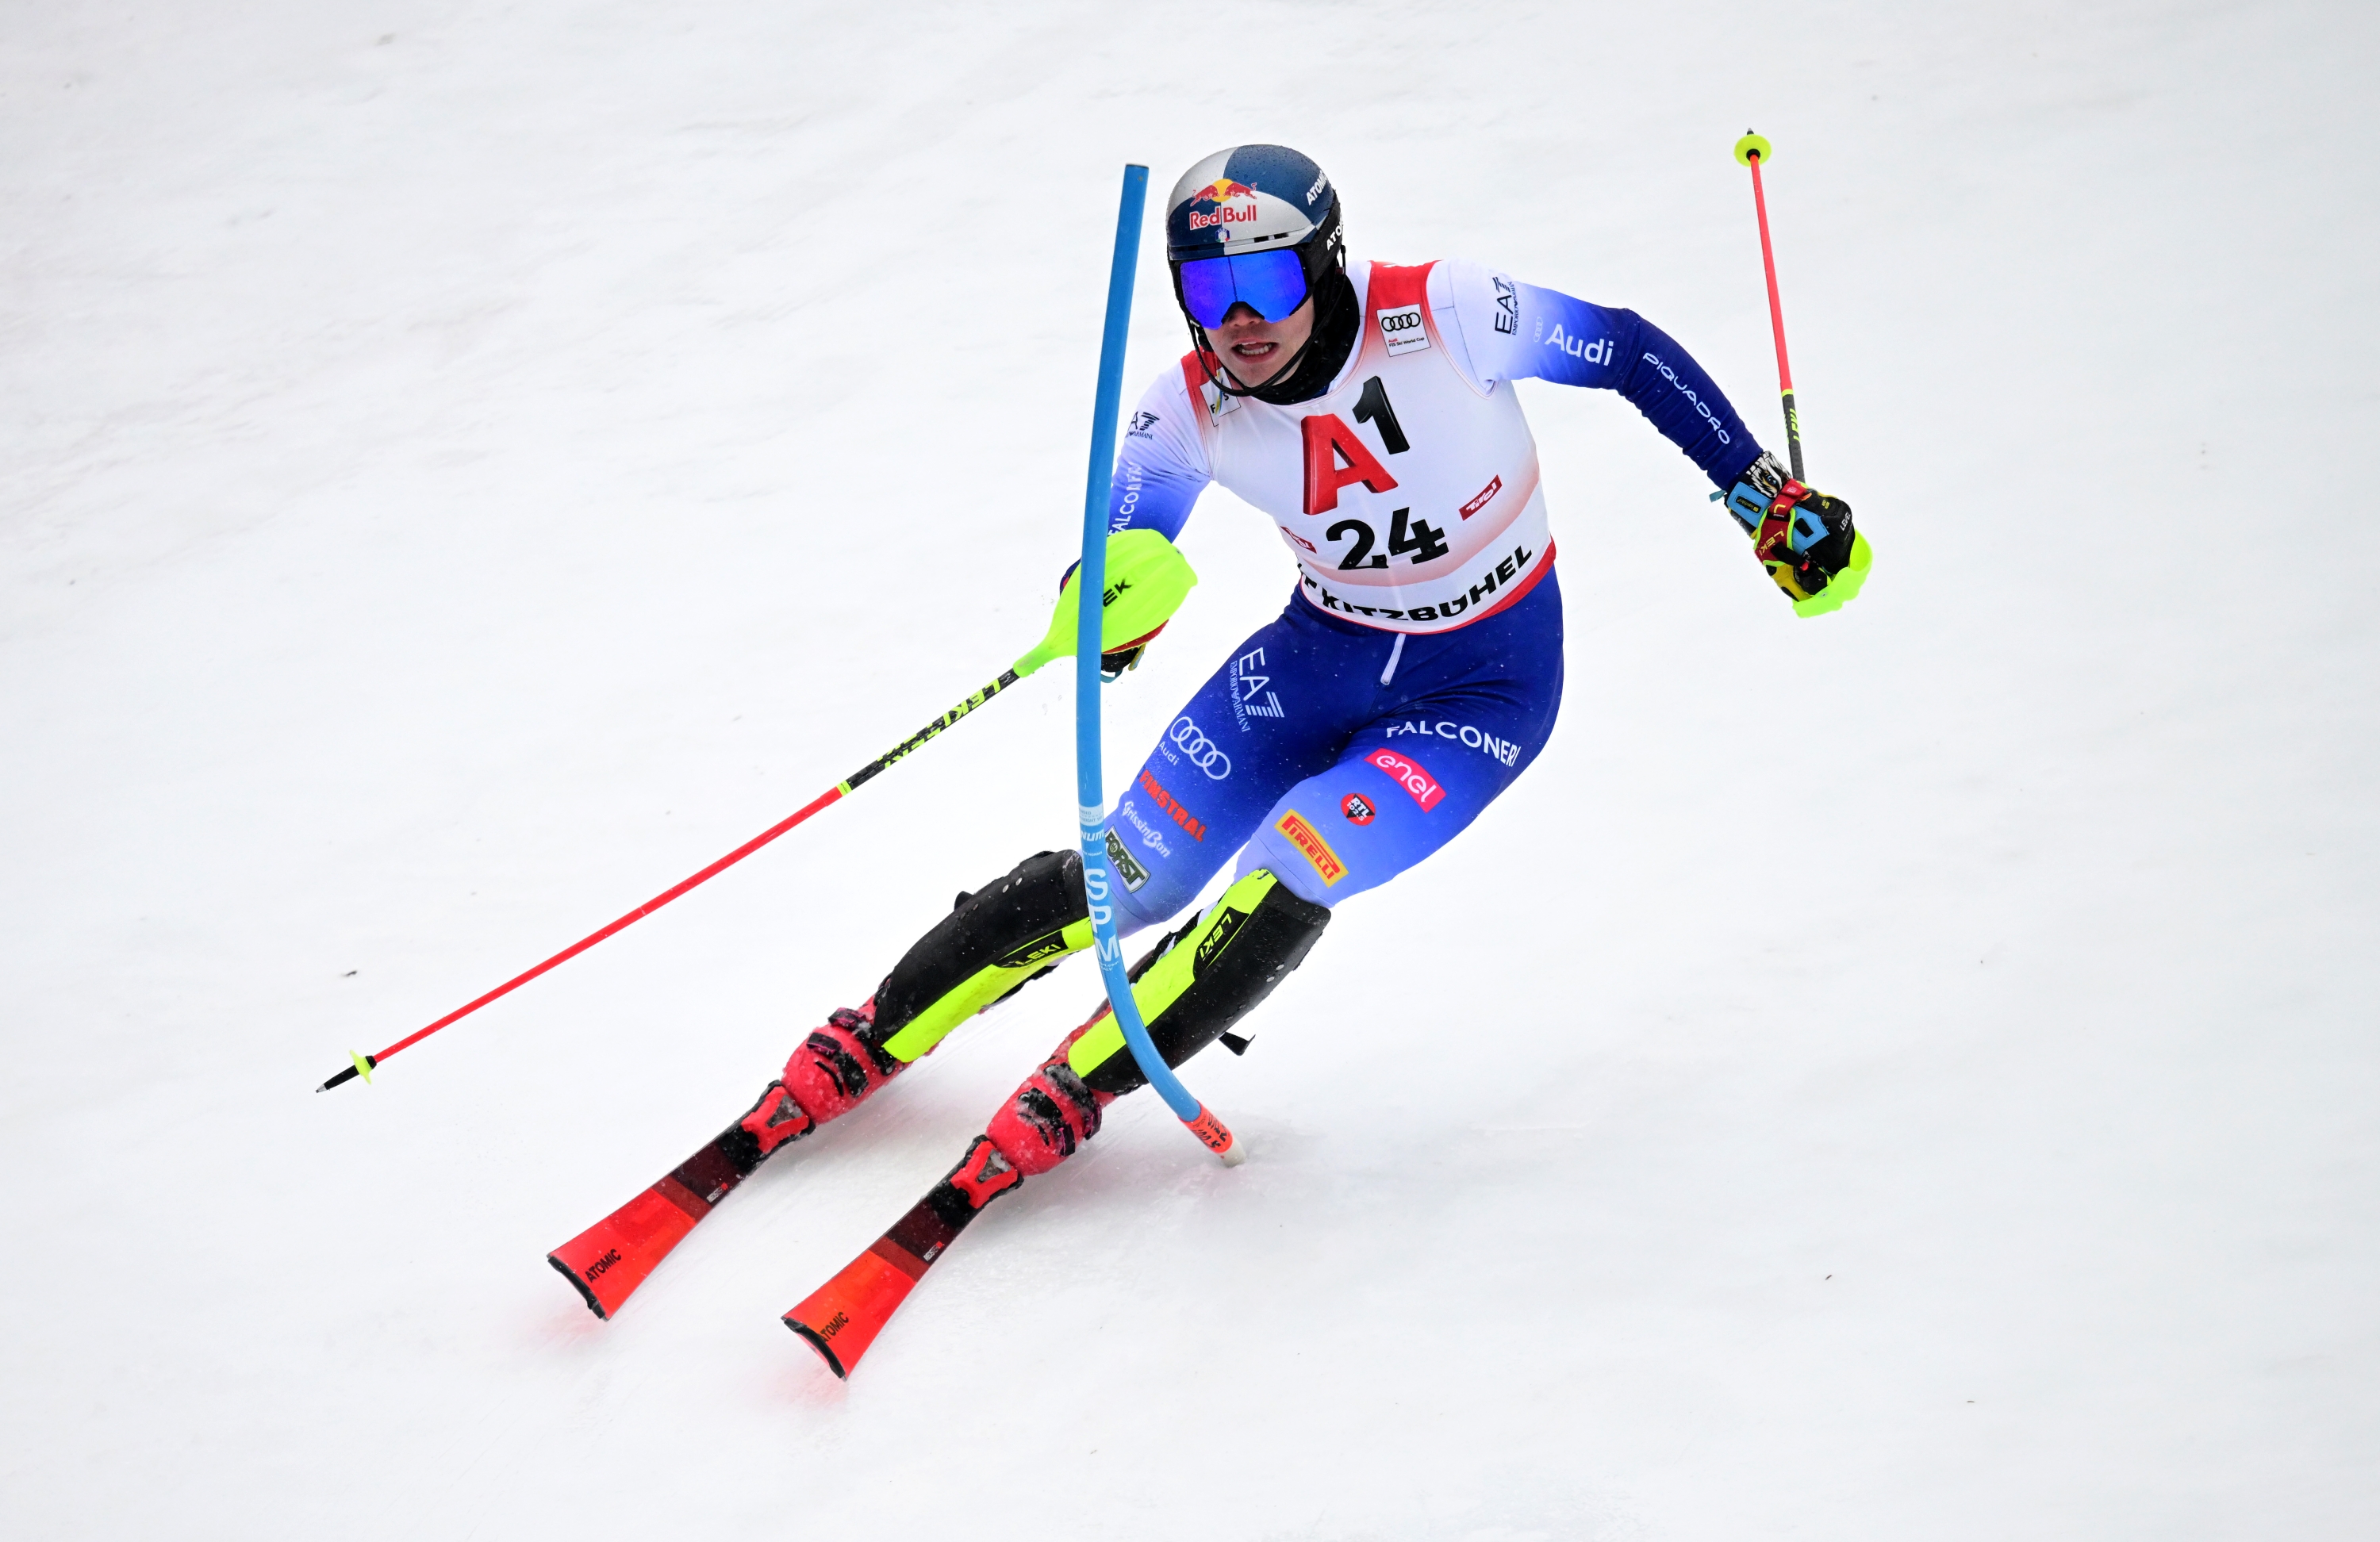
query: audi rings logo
1168 716 1232 780
1378 304 1429 355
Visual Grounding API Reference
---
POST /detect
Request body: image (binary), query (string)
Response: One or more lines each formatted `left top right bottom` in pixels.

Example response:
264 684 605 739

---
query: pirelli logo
1275 809 1346 886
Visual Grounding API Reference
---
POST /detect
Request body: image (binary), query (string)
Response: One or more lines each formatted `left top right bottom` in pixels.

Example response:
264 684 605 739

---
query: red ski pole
1733 130 1802 481
317 526 1196 1094
315 667 1032 1092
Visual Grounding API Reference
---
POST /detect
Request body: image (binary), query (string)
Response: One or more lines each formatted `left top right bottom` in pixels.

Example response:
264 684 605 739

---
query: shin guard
873 849 1096 1064
1069 867 1330 1096
774 849 1097 1142
984 868 1330 1175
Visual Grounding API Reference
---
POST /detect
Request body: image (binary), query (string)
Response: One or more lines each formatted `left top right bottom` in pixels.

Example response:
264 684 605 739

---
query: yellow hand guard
1015 528 1200 676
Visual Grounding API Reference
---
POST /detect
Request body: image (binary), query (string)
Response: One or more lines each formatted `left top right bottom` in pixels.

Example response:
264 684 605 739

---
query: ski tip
781 1243 924 1381
784 1316 850 1380
547 1252 611 1321
546 1188 701 1320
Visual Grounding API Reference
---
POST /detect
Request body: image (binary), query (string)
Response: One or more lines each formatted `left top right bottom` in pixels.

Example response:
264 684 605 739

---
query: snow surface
4 2 2376 1537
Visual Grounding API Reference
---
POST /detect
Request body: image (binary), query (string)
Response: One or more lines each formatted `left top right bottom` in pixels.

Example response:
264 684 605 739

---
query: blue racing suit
1098 257 1766 929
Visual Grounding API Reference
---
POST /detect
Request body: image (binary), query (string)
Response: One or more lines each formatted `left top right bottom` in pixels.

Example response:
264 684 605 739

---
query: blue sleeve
1510 282 1764 489
1061 378 1210 593
1106 443 1203 542
1104 375 1209 541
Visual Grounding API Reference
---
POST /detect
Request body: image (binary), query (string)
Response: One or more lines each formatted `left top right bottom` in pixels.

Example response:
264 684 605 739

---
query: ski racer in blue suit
733 145 1869 1213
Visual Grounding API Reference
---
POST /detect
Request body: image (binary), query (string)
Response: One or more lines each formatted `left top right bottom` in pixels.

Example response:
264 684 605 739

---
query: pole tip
1735 132 1772 167
315 1052 376 1093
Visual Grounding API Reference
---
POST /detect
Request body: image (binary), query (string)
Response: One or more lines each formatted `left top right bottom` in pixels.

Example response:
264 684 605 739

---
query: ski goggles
1173 247 1312 328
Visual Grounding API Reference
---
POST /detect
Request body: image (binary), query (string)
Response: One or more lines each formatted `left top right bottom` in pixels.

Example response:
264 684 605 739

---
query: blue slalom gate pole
1073 163 1242 1165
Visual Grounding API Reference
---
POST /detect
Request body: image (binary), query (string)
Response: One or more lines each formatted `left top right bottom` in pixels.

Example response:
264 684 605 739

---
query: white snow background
3 2 2373 1537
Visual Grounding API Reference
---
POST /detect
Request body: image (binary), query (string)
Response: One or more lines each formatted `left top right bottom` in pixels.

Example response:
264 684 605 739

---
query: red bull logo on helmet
1188 204 1259 232
1188 178 1261 232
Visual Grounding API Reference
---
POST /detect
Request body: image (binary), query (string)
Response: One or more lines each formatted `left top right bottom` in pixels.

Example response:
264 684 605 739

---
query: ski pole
317 664 1042 1093
1073 163 1241 1165
1733 130 1802 481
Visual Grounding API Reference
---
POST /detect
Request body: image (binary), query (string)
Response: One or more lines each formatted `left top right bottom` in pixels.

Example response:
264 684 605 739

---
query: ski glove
1718 451 1872 617
1015 528 1200 680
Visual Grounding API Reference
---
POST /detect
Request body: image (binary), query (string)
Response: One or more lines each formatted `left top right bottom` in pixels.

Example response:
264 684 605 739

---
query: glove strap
1755 479 1810 566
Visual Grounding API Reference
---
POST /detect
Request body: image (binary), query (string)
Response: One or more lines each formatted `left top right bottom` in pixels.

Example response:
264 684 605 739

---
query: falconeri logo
1381 719 1522 767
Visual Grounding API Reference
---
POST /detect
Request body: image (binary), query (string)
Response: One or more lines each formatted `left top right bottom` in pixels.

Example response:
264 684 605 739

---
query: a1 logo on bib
1377 303 1430 356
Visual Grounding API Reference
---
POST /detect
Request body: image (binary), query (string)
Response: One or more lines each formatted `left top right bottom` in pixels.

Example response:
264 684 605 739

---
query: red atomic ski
784 1135 1023 1379
547 1081 811 1318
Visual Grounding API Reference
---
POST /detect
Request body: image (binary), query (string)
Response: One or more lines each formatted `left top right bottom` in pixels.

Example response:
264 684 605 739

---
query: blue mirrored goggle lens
1177 248 1311 328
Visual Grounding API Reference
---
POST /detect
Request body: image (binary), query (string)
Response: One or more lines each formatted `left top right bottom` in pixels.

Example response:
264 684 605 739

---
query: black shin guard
872 850 1096 1063
1064 867 1332 1098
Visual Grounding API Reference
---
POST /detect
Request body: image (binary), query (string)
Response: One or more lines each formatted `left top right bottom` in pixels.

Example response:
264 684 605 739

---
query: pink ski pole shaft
1734 130 1803 481
317 666 1034 1092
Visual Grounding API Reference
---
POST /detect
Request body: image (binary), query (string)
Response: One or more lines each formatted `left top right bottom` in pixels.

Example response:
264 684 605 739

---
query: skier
740 144 1865 1206
550 146 1869 1352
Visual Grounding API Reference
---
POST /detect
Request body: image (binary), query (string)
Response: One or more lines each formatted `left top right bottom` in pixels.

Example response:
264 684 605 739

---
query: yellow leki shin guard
1064 868 1333 1096
872 849 1098 1064
979 868 1333 1180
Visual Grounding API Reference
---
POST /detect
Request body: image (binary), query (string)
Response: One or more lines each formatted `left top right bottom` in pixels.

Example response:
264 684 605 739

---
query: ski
782 1134 1021 1379
547 1083 800 1318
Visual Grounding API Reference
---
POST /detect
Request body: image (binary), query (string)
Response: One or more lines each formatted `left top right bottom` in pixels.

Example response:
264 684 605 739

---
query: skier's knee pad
1065 867 1331 1097
873 849 1096 1063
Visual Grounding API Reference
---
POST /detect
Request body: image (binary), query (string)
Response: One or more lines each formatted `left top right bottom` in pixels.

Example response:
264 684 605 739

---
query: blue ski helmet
1165 145 1343 330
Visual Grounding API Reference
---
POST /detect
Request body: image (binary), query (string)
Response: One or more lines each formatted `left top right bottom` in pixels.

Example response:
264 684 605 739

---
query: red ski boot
780 1001 912 1126
985 1007 1118 1176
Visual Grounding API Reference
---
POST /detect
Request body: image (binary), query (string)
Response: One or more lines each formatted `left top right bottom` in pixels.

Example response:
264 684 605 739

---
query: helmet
1164 145 1343 330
